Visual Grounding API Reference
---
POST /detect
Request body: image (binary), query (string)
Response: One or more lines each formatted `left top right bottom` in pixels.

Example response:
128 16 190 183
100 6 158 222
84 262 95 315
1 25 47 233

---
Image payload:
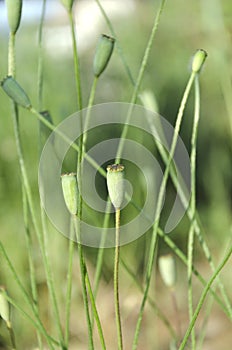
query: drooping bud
5 0 23 34
1 76 31 108
93 34 115 77
60 0 75 11
106 164 125 209
61 173 78 215
158 254 176 289
0 286 11 328
191 49 208 73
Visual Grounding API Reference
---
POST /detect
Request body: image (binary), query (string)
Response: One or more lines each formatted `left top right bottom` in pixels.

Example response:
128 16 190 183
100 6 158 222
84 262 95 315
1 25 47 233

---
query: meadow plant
0 0 231 349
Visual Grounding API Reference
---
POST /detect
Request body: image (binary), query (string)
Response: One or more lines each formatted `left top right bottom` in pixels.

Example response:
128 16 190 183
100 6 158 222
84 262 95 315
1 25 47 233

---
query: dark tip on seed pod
5 0 23 34
93 34 115 77
1 76 31 108
191 49 208 73
61 173 78 215
106 164 125 209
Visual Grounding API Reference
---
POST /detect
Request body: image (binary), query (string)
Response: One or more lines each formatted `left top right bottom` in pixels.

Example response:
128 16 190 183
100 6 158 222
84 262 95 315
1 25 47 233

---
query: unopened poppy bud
106 164 125 209
1 76 31 108
60 0 75 11
158 254 176 288
61 173 78 215
5 0 22 34
0 287 11 328
191 49 207 73
93 34 115 77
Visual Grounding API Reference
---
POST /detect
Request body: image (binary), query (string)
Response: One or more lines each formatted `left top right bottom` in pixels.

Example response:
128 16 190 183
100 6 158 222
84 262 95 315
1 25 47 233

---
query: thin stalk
132 71 196 350
7 324 16 350
93 0 167 304
178 244 232 350
68 8 82 110
37 0 47 111
0 242 57 349
116 0 167 163
73 217 94 350
120 258 177 340
114 208 123 350
85 274 107 350
64 221 75 347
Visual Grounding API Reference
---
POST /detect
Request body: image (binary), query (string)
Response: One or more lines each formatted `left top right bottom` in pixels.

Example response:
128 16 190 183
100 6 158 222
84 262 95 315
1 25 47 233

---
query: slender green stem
132 71 196 350
7 324 16 350
8 32 15 76
178 244 232 350
85 274 106 350
120 257 177 340
68 9 82 110
114 208 123 350
0 242 57 349
73 217 94 350
37 0 46 110
187 75 201 349
64 221 75 347
116 0 167 163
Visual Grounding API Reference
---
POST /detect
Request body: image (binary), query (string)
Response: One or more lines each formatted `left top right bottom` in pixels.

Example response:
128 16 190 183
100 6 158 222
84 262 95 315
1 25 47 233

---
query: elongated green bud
0 287 11 328
192 49 208 73
106 164 125 209
5 0 23 34
93 34 115 77
158 254 176 289
1 76 31 108
61 173 78 215
60 0 75 11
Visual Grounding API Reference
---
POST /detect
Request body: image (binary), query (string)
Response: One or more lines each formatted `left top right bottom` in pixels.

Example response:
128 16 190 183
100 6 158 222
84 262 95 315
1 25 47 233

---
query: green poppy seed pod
5 0 23 34
93 34 115 77
1 76 31 108
61 173 78 215
106 164 125 209
0 287 10 327
191 49 208 73
60 0 75 11
158 254 176 289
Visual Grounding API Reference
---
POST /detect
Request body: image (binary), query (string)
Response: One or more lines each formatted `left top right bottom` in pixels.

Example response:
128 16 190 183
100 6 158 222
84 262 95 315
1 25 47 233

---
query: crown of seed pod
191 49 208 73
61 173 78 215
93 34 115 77
60 0 75 11
158 254 176 289
0 287 11 328
1 76 31 108
106 164 125 210
5 0 23 34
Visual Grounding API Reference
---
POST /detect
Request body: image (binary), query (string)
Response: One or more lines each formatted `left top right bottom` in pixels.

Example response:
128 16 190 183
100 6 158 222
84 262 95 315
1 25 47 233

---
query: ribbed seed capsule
106 164 125 210
0 287 11 328
1 76 31 108
61 173 78 215
158 254 176 289
192 49 208 73
60 0 75 11
93 34 115 77
5 0 22 34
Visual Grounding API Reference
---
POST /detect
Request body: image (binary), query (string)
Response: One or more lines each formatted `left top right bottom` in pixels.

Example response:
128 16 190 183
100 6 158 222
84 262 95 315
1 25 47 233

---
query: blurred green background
0 0 232 349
